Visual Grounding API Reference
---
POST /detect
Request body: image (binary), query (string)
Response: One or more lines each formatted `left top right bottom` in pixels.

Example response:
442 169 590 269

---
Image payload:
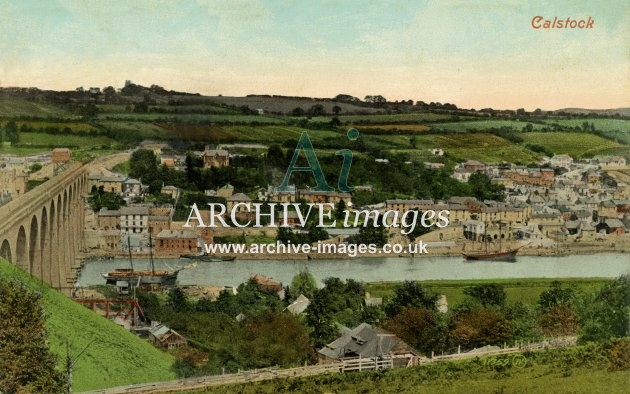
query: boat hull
462 249 519 262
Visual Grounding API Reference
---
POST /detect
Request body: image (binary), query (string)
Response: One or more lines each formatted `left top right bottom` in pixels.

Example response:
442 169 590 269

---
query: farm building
148 324 188 349
318 323 418 366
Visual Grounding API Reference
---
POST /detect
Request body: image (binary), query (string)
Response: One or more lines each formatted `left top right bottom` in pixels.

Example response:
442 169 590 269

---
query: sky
0 0 628 110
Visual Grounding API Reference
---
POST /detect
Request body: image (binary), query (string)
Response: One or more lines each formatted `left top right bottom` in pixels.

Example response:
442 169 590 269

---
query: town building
202 148 229 168
155 230 199 254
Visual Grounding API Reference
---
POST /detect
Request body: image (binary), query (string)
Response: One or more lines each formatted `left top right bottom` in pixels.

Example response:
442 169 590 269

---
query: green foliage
385 308 444 355
385 281 438 317
0 279 66 394
4 120 20 144
467 172 505 202
449 308 512 350
241 311 315 368
305 278 367 347
579 275 630 342
290 272 317 300
463 283 507 307
347 225 388 247
0 259 176 392
538 281 576 311
88 186 126 212
28 162 42 173
197 343 627 394
608 339 630 371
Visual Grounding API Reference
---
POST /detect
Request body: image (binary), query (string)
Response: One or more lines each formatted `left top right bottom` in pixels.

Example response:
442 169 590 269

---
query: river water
75 254 630 288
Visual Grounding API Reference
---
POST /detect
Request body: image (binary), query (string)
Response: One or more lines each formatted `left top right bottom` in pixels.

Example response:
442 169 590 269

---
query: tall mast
127 234 134 271
148 226 155 276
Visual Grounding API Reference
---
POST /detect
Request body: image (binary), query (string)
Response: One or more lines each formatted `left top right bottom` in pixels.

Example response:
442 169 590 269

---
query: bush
608 339 630 371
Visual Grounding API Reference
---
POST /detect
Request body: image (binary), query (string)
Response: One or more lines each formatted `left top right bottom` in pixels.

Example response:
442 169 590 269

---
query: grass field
0 99 71 118
197 344 629 394
435 133 540 164
98 112 286 124
432 119 547 132
520 132 626 158
13 120 98 132
0 259 176 392
364 277 612 307
357 124 431 133
97 120 172 140
335 112 472 124
0 132 122 161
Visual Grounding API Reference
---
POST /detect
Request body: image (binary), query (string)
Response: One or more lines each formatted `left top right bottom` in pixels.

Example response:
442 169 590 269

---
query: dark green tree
290 272 317 299
580 275 630 342
463 284 507 307
385 281 438 317
0 280 66 393
4 121 19 145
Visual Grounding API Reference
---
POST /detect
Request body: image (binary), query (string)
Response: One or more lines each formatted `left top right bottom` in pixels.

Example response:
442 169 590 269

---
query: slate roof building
318 323 418 365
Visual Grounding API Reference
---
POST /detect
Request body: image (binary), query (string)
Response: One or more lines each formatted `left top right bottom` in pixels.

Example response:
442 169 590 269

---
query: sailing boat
103 228 179 288
463 221 520 262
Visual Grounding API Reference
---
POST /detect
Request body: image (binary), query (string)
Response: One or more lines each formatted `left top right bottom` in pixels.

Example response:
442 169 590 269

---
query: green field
223 125 342 143
198 344 629 394
432 119 547 132
0 132 122 161
435 133 540 164
0 99 72 118
97 120 172 140
0 259 176 392
98 112 286 124
365 278 612 307
520 132 626 158
12 120 98 132
335 112 471 124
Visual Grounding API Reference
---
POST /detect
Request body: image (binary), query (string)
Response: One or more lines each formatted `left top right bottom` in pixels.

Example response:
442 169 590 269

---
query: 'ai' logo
276 129 359 193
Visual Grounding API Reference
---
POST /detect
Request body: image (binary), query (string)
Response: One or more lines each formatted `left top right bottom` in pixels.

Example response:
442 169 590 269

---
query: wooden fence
83 337 577 394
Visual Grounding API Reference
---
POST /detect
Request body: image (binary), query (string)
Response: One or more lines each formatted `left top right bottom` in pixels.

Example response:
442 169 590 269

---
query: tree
364 95 387 105
467 172 504 201
307 104 325 117
539 304 579 336
347 226 388 248
241 311 315 368
538 281 576 311
332 105 342 115
385 281 438 317
291 107 306 117
290 272 317 299
335 199 346 219
4 121 19 145
129 149 158 184
266 144 285 167
580 275 630 342
133 101 149 113
449 308 512 350
463 284 507 307
167 288 189 312
385 307 443 355
0 280 66 393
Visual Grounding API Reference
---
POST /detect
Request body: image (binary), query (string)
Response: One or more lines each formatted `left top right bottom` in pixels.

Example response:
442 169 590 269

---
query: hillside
0 259 176 392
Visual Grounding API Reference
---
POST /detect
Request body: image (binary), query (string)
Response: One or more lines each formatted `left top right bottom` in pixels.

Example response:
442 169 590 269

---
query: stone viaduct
0 162 87 291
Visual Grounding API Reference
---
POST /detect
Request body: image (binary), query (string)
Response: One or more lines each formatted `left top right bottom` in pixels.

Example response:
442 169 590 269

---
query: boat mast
148 226 155 276
127 235 134 271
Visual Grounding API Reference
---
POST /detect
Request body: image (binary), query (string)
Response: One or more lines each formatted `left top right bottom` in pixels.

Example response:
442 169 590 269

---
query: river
75 253 630 288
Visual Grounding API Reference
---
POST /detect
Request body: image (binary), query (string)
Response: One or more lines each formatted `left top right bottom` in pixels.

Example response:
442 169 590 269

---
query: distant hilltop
0 82 628 116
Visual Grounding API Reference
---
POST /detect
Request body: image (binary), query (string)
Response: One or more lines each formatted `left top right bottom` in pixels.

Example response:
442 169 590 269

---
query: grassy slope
365 277 611 307
0 99 72 118
0 259 176 392
521 132 625 158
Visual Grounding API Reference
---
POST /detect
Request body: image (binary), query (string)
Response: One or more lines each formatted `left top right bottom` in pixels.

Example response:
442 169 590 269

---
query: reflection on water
75 254 630 288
